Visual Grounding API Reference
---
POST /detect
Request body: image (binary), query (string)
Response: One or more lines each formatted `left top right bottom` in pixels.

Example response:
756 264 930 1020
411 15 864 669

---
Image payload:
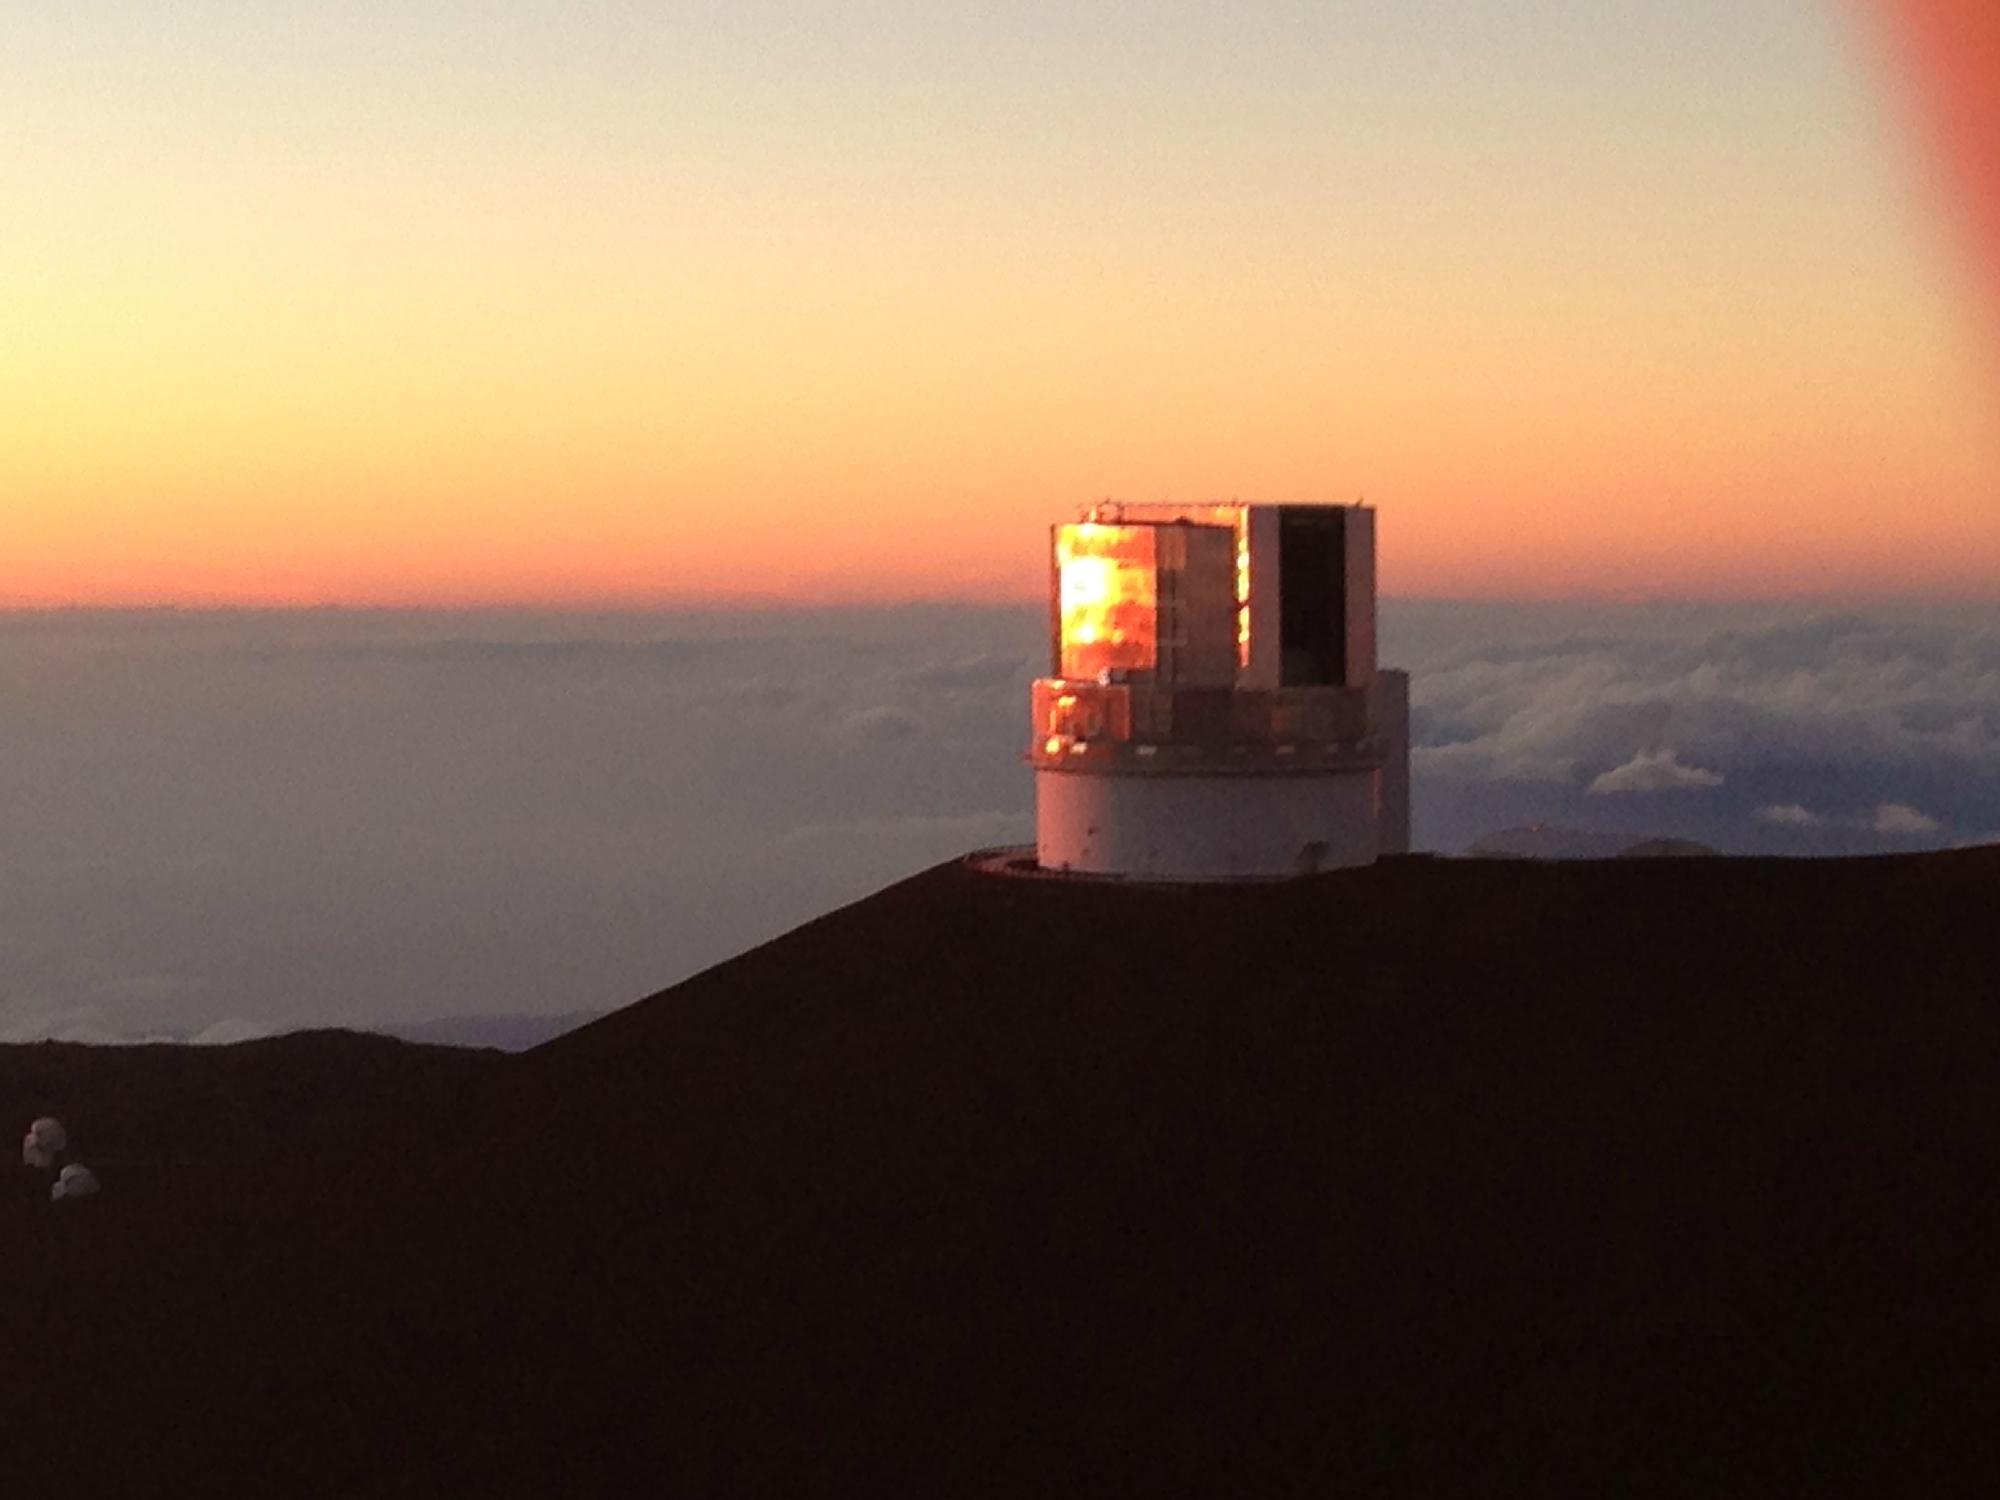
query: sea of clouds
0 601 1991 1043
1397 602 2000 857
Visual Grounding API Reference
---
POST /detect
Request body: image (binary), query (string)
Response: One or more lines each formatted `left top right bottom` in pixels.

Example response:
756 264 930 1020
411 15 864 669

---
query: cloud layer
1587 747 1725 796
0 602 1993 1041
0 607 1042 1042
1392 604 1999 856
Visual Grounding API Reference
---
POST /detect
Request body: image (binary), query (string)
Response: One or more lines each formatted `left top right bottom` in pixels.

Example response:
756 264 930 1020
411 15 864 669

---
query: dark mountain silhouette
1471 824 1725 859
3 848 1997 1495
1469 823 1637 858
373 1010 605 1051
0 1030 494 1179
1617 836 1723 858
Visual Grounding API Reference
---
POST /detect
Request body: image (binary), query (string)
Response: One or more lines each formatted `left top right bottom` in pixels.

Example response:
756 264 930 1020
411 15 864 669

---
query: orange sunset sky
4 1 1996 607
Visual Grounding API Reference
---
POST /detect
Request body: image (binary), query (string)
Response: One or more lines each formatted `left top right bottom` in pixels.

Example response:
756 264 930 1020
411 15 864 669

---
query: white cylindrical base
1035 768 1380 880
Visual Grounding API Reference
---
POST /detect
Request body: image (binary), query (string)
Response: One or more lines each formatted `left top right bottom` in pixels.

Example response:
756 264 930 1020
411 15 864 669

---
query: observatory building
1030 502 1410 879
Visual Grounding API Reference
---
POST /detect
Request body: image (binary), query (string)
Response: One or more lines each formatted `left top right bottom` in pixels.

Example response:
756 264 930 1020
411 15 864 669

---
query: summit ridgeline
4 847 1998 1494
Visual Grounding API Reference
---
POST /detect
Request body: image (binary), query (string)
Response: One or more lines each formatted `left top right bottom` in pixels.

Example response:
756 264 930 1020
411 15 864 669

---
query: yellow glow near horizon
3 4 1995 607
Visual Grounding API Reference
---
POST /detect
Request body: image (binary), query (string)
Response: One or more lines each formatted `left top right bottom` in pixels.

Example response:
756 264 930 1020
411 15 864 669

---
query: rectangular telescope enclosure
1032 502 1409 880
1053 522 1238 686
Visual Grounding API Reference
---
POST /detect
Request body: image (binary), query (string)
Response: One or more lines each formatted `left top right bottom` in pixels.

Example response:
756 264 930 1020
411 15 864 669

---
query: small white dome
22 1135 54 1170
28 1117 66 1153
52 1163 99 1200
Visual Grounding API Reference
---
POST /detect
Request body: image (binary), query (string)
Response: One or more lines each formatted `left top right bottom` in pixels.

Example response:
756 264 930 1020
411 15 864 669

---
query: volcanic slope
7 849 2000 1495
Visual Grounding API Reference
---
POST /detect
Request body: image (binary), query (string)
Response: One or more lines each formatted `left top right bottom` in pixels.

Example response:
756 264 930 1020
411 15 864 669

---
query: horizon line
3 589 1998 617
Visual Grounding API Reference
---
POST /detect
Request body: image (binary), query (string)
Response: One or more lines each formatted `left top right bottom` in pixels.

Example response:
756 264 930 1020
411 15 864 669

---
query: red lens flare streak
1862 0 2000 338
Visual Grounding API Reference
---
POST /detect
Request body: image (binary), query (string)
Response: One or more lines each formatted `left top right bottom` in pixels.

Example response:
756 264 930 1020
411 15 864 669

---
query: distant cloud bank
1396 605 1998 857
1587 747 1725 795
0 602 1992 1042
1872 802 1942 836
1753 803 1822 828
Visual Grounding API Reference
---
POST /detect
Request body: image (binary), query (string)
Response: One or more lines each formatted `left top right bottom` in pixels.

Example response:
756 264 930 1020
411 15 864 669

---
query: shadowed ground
3 849 1997 1495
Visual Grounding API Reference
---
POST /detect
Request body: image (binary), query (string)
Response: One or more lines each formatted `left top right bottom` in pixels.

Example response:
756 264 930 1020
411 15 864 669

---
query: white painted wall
1036 768 1379 880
